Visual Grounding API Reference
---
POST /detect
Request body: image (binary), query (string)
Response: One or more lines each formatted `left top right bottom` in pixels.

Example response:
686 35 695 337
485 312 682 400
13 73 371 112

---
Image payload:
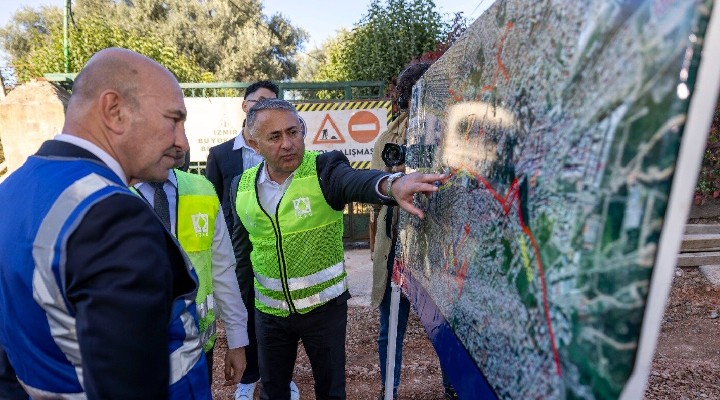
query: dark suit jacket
205 138 246 232
0 345 25 399
35 141 196 399
230 150 392 308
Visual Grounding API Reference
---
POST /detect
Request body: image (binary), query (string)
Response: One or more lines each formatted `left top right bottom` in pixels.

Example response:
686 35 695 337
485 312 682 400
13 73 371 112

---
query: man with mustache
231 98 445 399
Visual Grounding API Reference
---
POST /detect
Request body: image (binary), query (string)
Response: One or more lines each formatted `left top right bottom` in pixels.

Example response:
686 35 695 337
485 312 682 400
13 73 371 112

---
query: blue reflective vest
0 156 210 399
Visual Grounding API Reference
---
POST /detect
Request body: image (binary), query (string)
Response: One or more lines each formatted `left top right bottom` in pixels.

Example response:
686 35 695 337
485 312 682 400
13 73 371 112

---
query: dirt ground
644 266 720 399
210 267 720 399
210 308 443 400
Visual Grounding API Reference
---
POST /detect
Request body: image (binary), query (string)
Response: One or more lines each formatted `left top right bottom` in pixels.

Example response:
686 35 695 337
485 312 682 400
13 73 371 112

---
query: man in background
134 144 249 385
205 80 298 399
206 80 279 232
371 62 459 400
0 47 209 399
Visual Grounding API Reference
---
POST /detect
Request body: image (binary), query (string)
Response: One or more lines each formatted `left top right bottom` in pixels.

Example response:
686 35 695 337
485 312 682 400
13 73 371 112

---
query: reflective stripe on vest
255 278 348 312
32 173 125 394
175 170 218 352
169 298 204 385
18 379 88 400
255 260 345 292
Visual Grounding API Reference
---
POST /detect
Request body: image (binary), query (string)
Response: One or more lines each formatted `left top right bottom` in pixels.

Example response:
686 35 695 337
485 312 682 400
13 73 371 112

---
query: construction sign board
185 97 244 162
297 100 392 169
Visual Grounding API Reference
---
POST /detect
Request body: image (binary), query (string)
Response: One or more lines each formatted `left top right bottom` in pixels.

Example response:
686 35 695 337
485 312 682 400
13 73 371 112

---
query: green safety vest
132 170 218 352
236 152 346 317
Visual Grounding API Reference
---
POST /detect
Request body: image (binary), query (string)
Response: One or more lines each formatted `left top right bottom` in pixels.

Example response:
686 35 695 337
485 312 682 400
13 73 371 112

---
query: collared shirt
233 130 264 171
256 159 391 216
135 171 249 349
257 164 296 216
54 133 128 184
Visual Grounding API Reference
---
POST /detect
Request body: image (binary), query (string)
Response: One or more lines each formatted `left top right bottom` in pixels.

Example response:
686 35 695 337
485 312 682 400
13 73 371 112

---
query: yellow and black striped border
350 161 372 169
295 100 392 126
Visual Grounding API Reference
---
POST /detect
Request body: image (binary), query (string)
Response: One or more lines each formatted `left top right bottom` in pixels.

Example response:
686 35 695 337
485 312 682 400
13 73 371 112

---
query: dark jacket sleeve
230 175 255 308
205 147 223 201
64 194 190 400
317 150 392 211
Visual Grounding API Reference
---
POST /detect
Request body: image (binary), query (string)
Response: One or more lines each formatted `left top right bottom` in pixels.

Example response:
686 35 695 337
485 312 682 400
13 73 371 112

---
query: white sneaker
234 380 259 400
290 380 300 400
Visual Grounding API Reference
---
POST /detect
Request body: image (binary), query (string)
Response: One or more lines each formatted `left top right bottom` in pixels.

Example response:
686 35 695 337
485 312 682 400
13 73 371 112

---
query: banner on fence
185 99 391 169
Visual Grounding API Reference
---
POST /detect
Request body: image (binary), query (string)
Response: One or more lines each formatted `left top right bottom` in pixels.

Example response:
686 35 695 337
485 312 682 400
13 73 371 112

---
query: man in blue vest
232 98 445 399
134 145 249 384
0 48 210 399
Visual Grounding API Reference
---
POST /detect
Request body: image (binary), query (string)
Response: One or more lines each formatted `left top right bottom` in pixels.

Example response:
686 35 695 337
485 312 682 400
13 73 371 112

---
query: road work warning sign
313 114 345 144
297 100 391 169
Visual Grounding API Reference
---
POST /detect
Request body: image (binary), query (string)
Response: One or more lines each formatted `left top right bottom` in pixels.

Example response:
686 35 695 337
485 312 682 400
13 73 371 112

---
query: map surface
395 0 715 398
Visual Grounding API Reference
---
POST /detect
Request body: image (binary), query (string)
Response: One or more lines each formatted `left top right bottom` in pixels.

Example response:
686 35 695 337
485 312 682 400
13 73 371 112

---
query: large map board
394 1 720 398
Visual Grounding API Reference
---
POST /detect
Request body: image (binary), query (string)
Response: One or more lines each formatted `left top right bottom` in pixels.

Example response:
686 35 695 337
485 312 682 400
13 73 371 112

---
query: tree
312 0 448 83
75 0 307 81
1 8 210 83
0 0 307 83
301 29 353 82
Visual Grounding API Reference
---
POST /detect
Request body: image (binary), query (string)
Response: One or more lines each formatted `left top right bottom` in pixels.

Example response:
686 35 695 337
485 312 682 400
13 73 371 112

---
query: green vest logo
292 197 312 218
191 213 210 237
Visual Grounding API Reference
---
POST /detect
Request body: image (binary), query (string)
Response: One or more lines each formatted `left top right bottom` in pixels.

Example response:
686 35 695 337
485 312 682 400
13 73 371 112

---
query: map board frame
393 1 720 398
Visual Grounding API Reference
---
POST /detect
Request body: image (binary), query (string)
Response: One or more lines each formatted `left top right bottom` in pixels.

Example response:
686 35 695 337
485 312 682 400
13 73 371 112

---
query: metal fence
42 74 380 243
44 74 385 101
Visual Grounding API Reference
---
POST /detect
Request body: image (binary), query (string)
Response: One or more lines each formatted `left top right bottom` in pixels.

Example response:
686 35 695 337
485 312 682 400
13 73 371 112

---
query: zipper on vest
258 192 297 314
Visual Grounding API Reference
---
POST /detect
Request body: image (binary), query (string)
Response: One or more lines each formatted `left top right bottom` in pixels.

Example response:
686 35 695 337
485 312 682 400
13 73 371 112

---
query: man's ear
247 135 260 152
98 90 126 134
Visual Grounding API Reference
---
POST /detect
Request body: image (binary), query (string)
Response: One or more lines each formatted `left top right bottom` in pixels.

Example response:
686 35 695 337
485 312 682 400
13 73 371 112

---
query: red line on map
482 21 515 93
448 88 464 102
448 165 562 376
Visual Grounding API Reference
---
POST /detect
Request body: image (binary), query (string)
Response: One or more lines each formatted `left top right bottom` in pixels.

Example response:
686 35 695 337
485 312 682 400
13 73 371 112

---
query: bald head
69 48 176 112
62 47 188 184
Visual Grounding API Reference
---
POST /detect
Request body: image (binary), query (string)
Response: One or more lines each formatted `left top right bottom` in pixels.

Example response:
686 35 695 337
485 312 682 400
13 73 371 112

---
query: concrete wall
0 80 69 175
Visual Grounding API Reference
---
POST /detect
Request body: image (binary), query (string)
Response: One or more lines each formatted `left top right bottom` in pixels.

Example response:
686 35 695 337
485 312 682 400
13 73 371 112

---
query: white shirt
54 134 127 183
257 165 296 215
233 130 264 171
135 170 249 349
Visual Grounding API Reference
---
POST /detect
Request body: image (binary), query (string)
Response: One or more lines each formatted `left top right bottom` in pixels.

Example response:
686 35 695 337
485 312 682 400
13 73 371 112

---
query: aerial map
394 0 717 398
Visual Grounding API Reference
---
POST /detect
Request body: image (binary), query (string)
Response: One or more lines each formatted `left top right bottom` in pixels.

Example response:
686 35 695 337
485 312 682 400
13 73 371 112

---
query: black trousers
206 347 214 381
256 296 348 400
238 265 261 384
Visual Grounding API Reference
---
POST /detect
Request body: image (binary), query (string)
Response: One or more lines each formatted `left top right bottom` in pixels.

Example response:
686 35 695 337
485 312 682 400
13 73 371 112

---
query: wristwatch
384 172 404 200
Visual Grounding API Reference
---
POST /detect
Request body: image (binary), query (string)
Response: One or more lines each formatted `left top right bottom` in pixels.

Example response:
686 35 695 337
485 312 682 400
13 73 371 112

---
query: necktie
150 181 171 232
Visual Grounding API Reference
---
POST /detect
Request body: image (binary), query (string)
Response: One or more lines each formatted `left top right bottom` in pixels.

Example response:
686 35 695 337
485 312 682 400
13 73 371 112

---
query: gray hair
247 98 299 138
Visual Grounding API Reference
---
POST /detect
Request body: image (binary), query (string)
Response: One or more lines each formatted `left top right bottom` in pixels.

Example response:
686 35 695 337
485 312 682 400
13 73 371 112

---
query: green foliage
695 103 720 204
6 12 209 83
313 0 447 83
95 0 306 81
1 0 307 83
